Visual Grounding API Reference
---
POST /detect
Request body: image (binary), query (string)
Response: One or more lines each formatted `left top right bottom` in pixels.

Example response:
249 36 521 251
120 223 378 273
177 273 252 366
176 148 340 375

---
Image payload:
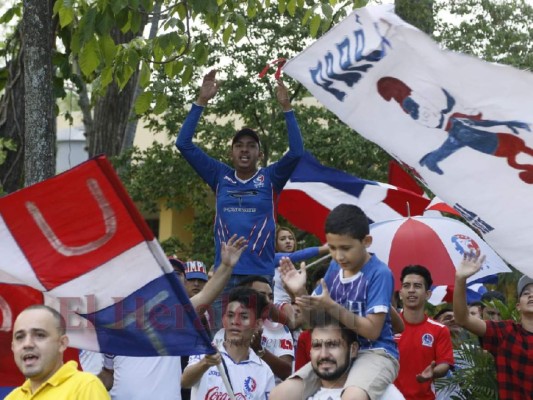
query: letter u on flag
0 156 213 362
283 4 533 279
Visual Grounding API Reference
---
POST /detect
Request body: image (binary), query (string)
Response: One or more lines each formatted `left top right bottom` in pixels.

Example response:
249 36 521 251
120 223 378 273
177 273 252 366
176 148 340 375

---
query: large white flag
284 4 533 278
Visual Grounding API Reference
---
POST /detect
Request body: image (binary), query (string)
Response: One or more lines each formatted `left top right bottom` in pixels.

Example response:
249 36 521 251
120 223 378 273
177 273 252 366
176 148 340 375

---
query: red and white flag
0 156 213 388
278 152 430 242
284 4 533 278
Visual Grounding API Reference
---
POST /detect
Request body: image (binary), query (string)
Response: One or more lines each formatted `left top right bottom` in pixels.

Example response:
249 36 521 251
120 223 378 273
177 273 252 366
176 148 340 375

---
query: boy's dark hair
400 265 433 290
309 310 358 347
227 287 269 319
237 275 271 288
24 305 66 335
325 204 369 240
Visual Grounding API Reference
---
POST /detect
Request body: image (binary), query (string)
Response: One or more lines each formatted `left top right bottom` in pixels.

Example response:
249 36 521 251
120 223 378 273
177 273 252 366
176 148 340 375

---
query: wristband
103 354 115 371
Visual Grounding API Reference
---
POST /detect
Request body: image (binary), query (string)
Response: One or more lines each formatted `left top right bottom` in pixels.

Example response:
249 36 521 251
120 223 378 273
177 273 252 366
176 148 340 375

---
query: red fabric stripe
388 160 425 196
95 156 155 241
278 190 329 242
0 157 146 290
382 186 430 217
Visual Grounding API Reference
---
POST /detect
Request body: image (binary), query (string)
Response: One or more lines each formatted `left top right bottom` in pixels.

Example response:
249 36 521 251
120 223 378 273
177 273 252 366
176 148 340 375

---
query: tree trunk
86 29 142 158
23 0 55 187
0 28 25 193
121 2 162 154
395 0 434 35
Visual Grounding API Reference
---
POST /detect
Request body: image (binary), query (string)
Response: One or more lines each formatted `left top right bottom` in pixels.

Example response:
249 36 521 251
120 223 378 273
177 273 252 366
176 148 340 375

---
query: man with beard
306 314 404 400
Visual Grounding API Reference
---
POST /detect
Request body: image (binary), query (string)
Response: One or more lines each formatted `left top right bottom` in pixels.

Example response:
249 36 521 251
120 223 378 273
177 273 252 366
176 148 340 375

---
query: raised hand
275 79 292 112
279 257 307 297
250 328 263 352
197 70 219 106
456 252 486 280
220 234 248 268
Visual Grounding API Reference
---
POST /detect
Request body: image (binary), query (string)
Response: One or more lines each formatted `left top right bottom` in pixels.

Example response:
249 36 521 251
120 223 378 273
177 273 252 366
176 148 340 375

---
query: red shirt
294 329 311 371
394 314 454 400
483 320 533 400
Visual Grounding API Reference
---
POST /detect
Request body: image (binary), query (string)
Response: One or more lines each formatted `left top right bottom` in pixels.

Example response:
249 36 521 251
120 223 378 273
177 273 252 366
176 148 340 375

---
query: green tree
435 0 533 70
114 1 392 261
1 0 367 191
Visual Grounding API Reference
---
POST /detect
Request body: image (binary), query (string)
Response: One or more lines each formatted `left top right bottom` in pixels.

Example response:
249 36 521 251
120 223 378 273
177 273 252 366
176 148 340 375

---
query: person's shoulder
363 254 393 277
426 317 451 334
67 368 107 388
4 387 24 400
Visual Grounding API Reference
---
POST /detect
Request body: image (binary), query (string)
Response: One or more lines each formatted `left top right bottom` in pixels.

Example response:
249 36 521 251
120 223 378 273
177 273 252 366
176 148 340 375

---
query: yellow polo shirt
5 361 109 400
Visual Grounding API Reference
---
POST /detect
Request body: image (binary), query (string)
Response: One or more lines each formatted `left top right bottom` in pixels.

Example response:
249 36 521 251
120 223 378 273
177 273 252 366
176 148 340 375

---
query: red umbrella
368 216 511 289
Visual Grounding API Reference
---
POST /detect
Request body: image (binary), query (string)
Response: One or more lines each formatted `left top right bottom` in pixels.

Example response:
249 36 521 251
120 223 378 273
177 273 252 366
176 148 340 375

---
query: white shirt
307 385 405 400
110 356 182 400
79 350 104 375
214 322 294 383
307 387 343 400
187 342 275 399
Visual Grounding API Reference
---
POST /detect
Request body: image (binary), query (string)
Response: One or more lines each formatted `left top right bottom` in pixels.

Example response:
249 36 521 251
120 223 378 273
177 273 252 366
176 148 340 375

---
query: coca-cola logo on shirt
205 387 246 400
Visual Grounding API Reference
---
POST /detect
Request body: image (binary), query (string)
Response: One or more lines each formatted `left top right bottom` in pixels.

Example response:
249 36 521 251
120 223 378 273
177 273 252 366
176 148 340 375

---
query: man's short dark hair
400 265 433 290
433 306 453 321
24 305 66 335
480 291 506 308
227 287 269 319
309 311 358 347
238 275 271 288
325 204 369 240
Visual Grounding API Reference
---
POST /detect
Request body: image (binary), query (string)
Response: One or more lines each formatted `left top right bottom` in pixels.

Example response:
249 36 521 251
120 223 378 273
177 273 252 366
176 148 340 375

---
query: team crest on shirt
253 174 265 188
421 333 434 347
244 376 257 393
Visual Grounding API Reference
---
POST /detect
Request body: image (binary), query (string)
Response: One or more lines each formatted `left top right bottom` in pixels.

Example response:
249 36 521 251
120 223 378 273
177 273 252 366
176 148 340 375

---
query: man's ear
59 334 69 353
350 342 359 359
363 235 373 248
255 317 264 331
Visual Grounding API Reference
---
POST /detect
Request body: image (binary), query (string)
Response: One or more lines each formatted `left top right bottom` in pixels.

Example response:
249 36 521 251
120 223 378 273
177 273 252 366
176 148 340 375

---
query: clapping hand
220 234 248 269
279 257 307 297
296 279 335 312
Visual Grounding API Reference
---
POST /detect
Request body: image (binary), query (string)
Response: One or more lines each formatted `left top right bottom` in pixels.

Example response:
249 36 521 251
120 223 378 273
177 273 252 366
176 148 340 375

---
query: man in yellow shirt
6 305 109 399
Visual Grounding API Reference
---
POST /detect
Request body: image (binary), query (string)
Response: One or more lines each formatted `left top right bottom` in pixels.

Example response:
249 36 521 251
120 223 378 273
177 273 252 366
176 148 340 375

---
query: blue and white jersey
315 254 398 359
187 342 275 399
176 104 303 276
